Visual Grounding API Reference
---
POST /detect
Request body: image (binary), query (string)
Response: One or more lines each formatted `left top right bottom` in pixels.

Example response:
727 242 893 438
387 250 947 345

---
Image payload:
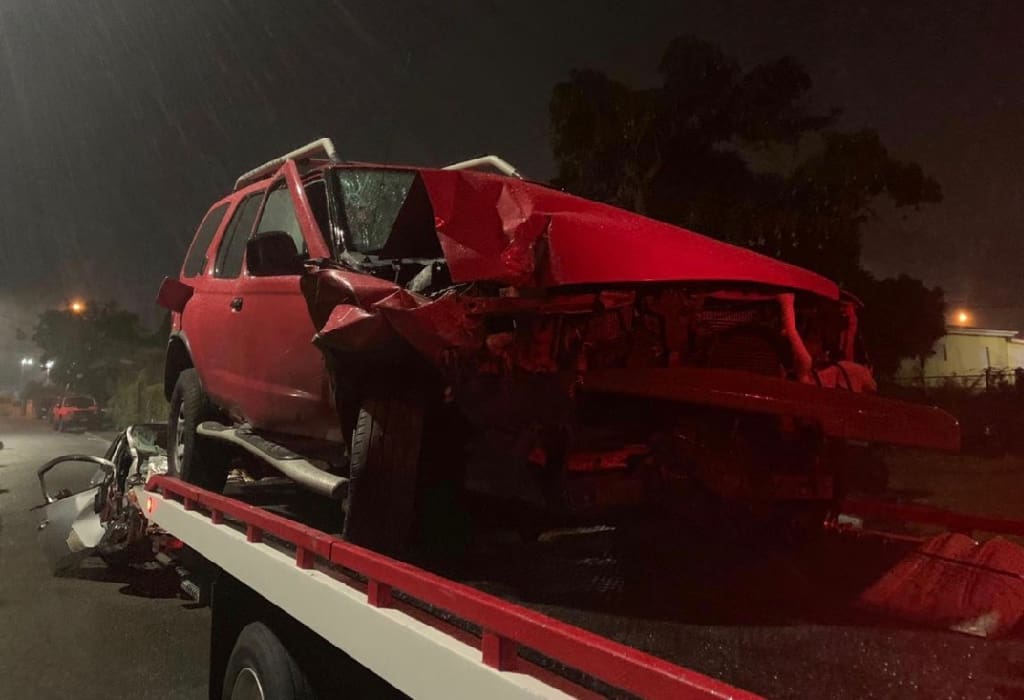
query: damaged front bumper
580 366 960 453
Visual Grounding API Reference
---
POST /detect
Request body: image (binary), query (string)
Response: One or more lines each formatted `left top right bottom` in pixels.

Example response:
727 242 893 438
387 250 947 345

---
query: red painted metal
224 164 335 439
146 475 759 700
174 190 254 417
583 366 961 452
482 630 518 671
295 547 316 570
842 498 1024 537
245 524 263 543
281 160 331 259
175 170 338 442
367 580 393 608
417 169 840 298
227 269 334 438
155 277 194 314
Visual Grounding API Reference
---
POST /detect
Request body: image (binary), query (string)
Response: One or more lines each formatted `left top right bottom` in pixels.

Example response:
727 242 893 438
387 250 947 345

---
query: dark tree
549 36 945 372
32 302 154 402
847 272 947 377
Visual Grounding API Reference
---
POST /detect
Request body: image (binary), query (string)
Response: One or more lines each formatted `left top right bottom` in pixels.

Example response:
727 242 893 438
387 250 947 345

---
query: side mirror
247 231 305 276
157 277 194 313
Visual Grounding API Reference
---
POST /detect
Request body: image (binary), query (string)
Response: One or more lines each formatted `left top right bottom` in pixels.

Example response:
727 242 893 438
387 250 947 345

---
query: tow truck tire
222 622 315 700
343 391 423 556
168 369 228 493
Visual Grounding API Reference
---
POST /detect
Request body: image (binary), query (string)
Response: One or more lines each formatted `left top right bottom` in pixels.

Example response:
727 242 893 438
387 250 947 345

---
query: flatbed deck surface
226 480 1024 699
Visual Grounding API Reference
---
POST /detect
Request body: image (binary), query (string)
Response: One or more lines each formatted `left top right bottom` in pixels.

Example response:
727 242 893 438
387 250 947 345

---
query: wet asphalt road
0 417 208 700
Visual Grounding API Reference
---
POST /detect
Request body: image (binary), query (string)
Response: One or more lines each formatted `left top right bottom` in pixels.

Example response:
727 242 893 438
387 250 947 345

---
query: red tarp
859 532 1024 638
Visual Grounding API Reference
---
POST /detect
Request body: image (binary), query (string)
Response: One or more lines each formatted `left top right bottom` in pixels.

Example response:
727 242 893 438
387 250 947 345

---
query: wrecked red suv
159 138 958 553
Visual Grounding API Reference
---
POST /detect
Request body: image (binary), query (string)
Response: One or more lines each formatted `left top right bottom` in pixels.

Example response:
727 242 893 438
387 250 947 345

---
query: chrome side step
197 422 348 500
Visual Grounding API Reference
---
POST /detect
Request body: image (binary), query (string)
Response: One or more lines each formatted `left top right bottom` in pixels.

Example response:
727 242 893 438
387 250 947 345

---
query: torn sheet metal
318 304 395 350
299 167 958 457
303 268 481 360
303 262 958 453
418 169 840 298
859 532 1024 638
37 486 105 568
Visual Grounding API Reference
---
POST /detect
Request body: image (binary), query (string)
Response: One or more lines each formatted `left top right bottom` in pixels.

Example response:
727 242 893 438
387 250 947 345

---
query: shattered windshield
127 424 167 457
336 169 415 254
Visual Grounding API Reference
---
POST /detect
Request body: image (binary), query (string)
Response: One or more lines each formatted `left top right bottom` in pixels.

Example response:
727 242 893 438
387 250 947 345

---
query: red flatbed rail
143 475 759 699
842 498 1024 538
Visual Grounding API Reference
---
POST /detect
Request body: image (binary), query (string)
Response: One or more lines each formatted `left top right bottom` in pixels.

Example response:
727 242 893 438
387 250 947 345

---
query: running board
197 422 348 500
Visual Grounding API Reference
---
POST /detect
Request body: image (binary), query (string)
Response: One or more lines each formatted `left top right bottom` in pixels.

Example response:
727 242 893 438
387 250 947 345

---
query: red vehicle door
181 191 264 413
227 163 340 441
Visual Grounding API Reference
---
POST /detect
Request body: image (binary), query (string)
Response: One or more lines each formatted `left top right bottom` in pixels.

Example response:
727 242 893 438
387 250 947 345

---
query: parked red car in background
51 395 99 432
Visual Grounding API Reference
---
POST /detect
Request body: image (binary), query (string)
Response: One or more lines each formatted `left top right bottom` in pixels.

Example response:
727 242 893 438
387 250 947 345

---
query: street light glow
956 310 969 325
20 357 33 366
69 299 86 314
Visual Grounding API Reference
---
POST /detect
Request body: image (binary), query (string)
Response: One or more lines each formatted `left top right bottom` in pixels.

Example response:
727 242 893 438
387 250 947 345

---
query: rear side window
182 203 229 277
215 194 263 278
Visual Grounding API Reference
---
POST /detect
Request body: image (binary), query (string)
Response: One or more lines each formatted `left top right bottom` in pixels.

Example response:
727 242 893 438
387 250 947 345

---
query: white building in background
897 326 1024 390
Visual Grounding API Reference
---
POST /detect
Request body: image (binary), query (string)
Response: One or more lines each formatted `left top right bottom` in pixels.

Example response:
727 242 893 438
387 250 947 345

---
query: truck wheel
222 622 315 700
343 392 423 555
168 369 228 493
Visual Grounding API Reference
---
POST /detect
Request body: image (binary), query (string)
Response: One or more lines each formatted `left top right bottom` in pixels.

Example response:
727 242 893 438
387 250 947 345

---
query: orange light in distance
69 299 86 314
956 310 969 325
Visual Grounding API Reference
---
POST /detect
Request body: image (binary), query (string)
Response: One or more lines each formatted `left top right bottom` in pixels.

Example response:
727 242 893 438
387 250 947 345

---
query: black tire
342 392 423 555
168 369 228 493
222 622 315 700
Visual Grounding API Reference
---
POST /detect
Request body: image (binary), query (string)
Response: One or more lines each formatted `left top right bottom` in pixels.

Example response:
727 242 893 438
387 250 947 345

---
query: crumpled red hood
418 169 839 299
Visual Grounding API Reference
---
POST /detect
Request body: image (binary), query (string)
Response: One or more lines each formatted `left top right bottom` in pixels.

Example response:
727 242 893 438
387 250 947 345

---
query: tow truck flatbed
136 477 1024 699
137 476 758 699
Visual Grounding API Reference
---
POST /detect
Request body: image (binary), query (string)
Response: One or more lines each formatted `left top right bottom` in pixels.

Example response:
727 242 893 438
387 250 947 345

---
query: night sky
1 1 1022 386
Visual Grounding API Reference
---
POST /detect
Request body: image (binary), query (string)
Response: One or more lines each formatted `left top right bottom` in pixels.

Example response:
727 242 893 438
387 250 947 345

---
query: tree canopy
848 272 947 377
549 36 946 374
31 302 156 402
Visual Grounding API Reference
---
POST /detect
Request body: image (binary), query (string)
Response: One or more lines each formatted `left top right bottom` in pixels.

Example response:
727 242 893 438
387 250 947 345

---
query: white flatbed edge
135 487 570 700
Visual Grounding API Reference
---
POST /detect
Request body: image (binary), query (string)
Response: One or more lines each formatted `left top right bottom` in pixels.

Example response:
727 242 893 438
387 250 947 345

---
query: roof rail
443 155 523 179
234 137 339 191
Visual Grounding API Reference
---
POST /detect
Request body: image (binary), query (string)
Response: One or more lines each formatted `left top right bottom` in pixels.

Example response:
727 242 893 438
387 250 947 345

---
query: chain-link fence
893 367 1024 393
